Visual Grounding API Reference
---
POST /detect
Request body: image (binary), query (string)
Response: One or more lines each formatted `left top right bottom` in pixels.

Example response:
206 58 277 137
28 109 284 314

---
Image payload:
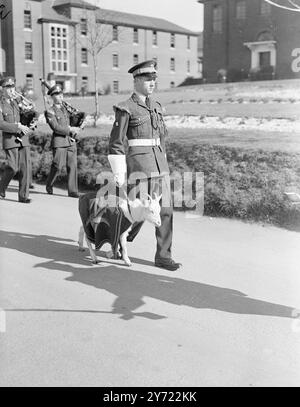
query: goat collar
126 197 134 223
118 197 134 224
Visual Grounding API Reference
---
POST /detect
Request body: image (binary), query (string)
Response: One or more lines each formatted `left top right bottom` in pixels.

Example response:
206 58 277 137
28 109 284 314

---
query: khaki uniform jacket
109 93 169 178
45 104 74 148
0 96 30 149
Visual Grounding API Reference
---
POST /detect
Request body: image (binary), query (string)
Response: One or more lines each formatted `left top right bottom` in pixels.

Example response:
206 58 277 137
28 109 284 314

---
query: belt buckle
154 138 159 147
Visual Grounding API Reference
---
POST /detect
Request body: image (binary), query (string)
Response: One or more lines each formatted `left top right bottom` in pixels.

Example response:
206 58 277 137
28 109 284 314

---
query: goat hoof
78 247 85 252
92 260 99 265
124 261 132 267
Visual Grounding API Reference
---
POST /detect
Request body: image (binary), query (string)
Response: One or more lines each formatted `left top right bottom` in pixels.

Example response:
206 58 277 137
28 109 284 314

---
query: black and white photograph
0 0 300 390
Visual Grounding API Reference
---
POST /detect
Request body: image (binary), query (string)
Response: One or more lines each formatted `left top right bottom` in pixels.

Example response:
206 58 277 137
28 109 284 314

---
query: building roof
38 0 73 24
96 8 198 36
38 1 198 35
53 0 97 10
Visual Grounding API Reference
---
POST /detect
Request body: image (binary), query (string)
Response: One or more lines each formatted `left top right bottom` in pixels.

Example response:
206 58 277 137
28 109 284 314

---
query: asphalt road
0 182 300 387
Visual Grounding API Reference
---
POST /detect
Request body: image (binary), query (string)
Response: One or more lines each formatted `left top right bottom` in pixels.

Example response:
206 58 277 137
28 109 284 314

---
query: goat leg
120 229 132 267
85 235 99 264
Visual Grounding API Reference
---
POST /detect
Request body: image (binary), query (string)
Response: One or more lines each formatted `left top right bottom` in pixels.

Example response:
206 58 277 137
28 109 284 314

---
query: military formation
0 60 181 271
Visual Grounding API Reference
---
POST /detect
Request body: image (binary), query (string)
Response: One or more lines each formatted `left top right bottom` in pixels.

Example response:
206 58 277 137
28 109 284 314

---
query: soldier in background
108 60 182 271
44 85 81 198
0 77 33 203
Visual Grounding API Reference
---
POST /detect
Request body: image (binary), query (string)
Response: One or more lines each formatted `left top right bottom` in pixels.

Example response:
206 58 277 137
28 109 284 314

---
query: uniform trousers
128 174 173 261
0 146 30 200
46 144 78 195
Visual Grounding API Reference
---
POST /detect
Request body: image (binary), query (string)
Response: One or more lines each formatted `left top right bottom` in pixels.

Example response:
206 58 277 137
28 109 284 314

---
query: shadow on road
5 185 68 197
0 229 296 321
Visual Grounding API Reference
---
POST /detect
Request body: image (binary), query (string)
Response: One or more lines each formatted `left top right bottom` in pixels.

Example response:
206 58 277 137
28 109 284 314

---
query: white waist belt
128 138 160 147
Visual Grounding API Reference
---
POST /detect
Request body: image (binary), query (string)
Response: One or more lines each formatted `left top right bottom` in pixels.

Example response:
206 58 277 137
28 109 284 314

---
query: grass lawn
33 78 300 119
163 102 300 119
60 124 300 154
168 128 300 153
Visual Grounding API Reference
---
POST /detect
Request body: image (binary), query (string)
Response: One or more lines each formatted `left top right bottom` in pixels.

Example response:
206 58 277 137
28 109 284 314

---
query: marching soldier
0 77 33 203
44 85 80 198
108 60 182 271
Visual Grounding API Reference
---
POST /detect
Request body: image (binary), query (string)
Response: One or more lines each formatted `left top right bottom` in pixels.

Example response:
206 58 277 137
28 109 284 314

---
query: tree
72 3 124 126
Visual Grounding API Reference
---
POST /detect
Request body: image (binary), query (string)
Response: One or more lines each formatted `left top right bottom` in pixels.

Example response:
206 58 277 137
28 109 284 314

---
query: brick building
198 0 300 82
0 0 199 94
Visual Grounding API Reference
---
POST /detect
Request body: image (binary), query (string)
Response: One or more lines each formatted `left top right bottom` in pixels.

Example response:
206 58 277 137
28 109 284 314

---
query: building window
80 19 87 36
170 33 175 48
113 25 118 41
50 24 69 73
153 31 158 46
236 0 246 20
187 60 190 73
133 54 139 65
26 74 33 89
213 5 222 33
113 80 119 93
170 81 175 88
81 48 88 64
187 35 190 50
24 9 32 29
81 76 88 94
25 42 33 61
133 28 138 44
170 57 175 72
260 0 271 15
113 53 119 68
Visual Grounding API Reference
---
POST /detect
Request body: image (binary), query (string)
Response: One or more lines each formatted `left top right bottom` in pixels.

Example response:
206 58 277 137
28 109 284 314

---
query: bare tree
72 3 124 125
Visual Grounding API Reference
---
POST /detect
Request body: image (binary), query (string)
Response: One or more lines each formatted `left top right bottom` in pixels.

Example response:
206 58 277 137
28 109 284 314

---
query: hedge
1 131 299 229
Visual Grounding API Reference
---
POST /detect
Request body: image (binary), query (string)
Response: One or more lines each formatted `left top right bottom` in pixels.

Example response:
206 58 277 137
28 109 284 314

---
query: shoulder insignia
155 101 166 114
113 103 130 115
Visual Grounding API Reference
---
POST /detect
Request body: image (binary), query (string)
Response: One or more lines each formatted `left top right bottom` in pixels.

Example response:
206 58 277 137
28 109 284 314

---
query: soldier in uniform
108 60 181 271
45 85 80 198
0 77 33 203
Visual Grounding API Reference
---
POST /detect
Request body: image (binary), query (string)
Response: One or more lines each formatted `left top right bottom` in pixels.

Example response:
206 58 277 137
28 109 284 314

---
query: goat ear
146 193 153 202
154 193 162 202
